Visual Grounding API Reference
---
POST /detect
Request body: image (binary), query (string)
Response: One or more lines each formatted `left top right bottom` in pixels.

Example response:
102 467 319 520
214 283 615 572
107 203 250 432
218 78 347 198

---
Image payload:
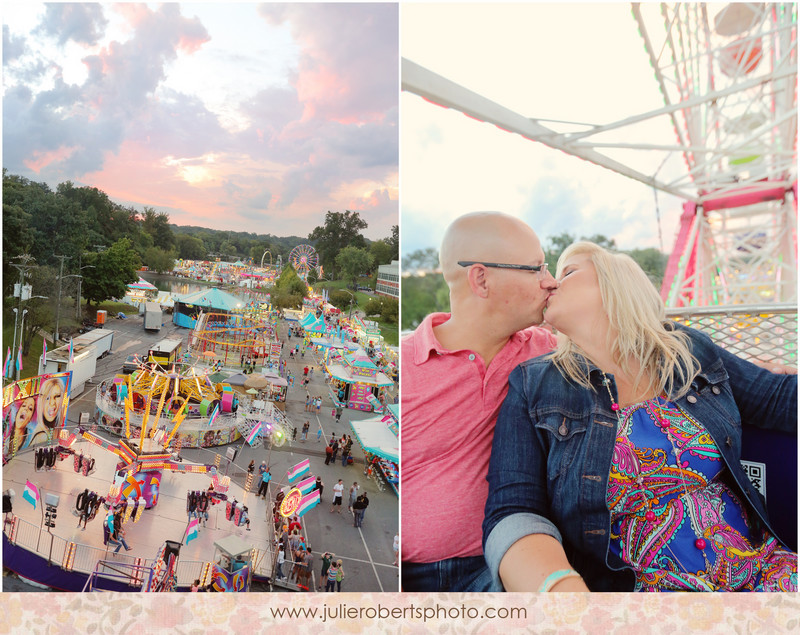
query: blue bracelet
539 568 582 592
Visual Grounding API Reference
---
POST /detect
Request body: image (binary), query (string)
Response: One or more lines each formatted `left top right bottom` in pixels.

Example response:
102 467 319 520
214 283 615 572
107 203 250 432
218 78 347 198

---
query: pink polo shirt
401 313 556 562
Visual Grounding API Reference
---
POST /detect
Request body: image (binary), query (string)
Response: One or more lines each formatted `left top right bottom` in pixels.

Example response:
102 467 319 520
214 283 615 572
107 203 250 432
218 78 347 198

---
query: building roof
174 287 244 312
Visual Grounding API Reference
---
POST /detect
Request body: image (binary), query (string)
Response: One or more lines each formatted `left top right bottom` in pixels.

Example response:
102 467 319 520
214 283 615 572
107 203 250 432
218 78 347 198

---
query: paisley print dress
607 397 797 592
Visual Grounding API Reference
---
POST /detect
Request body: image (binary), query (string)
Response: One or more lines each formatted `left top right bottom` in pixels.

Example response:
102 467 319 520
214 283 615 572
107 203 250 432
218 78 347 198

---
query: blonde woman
29 377 67 446
3 397 37 454
483 242 797 592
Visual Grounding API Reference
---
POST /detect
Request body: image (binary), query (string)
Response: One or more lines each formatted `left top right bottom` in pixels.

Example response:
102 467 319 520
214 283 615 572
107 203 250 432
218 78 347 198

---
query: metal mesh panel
666 303 797 366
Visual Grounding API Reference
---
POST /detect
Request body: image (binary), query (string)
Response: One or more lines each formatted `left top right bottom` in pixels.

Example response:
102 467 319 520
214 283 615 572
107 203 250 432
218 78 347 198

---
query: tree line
3 170 399 353
401 232 668 331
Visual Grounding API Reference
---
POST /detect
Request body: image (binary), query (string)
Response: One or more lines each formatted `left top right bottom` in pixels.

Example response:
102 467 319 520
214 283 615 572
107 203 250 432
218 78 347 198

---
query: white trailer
144 302 162 331
72 329 114 359
38 342 97 398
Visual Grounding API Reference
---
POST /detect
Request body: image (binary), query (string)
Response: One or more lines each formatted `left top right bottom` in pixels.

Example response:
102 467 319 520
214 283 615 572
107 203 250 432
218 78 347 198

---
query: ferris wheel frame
401 3 796 308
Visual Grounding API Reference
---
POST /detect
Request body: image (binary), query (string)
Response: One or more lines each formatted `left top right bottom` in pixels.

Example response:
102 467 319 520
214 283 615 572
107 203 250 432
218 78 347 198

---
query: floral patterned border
1 592 799 634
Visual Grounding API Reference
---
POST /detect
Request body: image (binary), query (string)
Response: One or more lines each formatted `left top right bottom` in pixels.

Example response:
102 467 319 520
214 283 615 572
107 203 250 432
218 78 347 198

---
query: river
139 272 270 304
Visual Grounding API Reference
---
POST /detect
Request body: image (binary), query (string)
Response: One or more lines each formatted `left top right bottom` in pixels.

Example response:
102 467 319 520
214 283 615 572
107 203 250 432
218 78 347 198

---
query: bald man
401 212 558 592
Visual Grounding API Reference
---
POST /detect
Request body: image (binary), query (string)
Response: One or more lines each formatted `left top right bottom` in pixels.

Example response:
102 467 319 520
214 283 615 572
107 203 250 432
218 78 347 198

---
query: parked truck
72 328 114 359
38 342 97 398
144 302 162 331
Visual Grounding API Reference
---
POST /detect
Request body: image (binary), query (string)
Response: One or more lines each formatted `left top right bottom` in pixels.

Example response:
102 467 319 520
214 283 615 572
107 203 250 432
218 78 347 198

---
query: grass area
375 320 398 347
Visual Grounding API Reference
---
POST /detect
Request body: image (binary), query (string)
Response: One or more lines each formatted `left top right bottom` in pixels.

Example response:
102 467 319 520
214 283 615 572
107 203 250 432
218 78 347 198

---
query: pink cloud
23 146 79 173
348 187 397 211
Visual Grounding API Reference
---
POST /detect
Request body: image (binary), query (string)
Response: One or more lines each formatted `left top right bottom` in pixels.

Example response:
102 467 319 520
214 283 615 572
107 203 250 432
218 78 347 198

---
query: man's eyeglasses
458 261 549 279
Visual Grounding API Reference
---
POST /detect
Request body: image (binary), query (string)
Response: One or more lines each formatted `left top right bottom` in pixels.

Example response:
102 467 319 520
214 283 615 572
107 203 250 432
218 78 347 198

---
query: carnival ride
288 244 320 280
187 311 279 368
402 2 796 309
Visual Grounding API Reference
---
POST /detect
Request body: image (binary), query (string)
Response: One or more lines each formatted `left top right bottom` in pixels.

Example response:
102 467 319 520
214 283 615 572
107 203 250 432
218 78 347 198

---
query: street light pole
76 265 95 321
11 308 20 371
15 310 28 381
54 255 68 344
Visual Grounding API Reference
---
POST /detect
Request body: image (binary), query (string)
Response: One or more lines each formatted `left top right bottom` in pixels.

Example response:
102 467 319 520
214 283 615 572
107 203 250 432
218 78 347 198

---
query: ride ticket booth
211 535 253 592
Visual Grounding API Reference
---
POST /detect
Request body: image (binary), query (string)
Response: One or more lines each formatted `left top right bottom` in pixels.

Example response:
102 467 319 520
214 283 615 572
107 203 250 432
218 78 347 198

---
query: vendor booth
349 411 399 496
325 350 393 412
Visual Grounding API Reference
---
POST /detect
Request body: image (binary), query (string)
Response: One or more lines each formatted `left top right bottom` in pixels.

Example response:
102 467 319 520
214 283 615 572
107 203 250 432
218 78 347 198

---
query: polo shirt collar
413 312 533 365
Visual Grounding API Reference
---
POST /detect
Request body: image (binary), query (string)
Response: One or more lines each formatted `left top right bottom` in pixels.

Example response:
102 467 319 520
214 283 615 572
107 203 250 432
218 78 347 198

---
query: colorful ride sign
279 487 303 517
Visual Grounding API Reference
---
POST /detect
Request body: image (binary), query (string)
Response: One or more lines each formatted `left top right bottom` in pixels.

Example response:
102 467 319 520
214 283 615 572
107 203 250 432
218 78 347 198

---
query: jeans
341 453 348 466
275 562 284 579
353 509 365 528
112 536 130 553
325 579 335 592
401 556 501 592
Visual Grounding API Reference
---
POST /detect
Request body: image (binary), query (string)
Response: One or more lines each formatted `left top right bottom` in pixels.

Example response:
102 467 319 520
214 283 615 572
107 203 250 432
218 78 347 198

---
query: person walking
314 476 324 500
335 560 345 591
335 405 343 422
301 421 309 442
330 479 344 513
325 561 339 592
273 542 286 581
324 442 333 465
348 482 359 514
257 469 271 498
330 439 340 464
316 426 323 443
360 492 370 523
319 551 334 590
352 494 366 528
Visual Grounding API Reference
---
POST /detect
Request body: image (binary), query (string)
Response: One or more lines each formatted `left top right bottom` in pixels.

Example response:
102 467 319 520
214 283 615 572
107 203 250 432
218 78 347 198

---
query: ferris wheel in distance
632 2 797 307
288 244 319 279
401 2 796 308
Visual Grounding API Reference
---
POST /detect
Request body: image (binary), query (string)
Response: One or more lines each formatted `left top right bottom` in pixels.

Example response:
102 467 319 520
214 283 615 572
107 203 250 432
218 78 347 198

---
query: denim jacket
482 324 797 591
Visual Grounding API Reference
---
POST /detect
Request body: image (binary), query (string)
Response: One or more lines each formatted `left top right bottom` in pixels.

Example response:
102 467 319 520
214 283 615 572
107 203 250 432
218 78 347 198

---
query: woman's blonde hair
549 241 700 399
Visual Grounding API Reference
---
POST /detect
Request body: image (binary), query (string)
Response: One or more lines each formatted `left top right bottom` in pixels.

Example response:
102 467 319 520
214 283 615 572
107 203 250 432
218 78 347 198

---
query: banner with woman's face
2 372 71 460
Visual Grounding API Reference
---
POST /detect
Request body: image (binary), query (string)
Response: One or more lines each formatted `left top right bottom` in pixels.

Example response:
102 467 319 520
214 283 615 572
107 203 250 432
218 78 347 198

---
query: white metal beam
401 58 697 202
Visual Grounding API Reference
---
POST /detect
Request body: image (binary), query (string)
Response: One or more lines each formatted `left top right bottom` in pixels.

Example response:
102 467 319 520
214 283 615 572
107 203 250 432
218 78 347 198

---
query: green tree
275 264 308 297
380 298 399 324
81 238 140 307
2 204 35 296
329 289 356 312
364 298 384 316
365 296 398 324
308 210 368 278
369 239 394 269
401 273 450 330
627 247 668 288
141 208 175 251
336 246 374 290
403 247 439 270
387 225 399 261
19 265 58 356
176 234 207 260
143 247 176 273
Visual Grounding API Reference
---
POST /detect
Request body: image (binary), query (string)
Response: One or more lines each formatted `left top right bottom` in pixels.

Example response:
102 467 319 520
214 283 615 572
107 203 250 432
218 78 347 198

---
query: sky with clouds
3 2 398 240
401 3 692 257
